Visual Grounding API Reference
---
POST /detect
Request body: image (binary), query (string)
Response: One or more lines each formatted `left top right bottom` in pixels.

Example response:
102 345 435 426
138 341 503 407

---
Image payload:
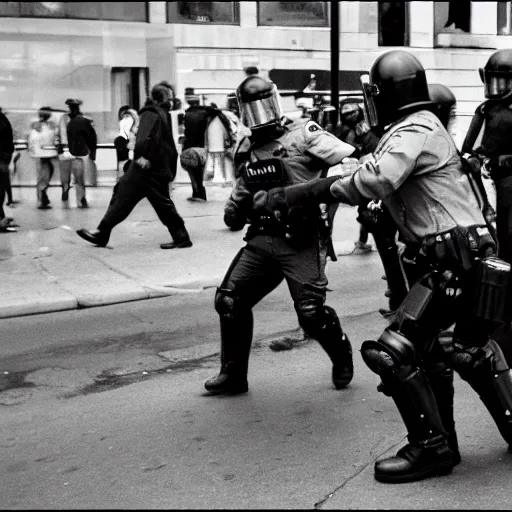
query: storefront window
167 2 240 24
0 2 21 16
0 2 148 21
258 2 328 27
498 2 512 35
379 2 409 46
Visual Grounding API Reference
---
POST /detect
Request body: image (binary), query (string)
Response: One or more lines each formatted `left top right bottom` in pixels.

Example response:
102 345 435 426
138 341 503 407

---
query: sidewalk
0 180 369 319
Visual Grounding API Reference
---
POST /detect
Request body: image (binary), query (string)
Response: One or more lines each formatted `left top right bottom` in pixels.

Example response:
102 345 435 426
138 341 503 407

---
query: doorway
111 67 149 123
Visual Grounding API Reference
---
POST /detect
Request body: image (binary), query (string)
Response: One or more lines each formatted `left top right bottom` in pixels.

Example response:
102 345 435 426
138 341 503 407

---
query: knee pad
361 328 417 377
296 298 325 336
215 287 238 318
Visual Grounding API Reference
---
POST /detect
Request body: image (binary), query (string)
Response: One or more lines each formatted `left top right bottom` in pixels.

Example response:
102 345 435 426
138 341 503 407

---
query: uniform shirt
478 102 512 158
225 118 354 229
331 109 485 244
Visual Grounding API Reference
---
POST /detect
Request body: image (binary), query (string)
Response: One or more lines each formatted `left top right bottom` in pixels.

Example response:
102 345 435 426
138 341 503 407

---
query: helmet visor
239 84 282 129
479 68 512 99
360 74 379 128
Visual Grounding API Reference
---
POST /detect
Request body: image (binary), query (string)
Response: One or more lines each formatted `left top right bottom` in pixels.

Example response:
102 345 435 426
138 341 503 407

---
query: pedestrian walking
76 83 192 250
0 107 18 232
27 107 60 209
255 50 512 483
181 88 209 202
61 98 97 208
205 103 237 185
204 76 356 396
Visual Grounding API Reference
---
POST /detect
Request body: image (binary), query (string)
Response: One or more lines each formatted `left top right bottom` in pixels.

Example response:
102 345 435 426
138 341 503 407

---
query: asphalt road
1 251 512 509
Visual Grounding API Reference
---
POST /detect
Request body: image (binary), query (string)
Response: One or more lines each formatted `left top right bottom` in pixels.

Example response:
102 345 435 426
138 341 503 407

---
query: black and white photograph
1 1 512 509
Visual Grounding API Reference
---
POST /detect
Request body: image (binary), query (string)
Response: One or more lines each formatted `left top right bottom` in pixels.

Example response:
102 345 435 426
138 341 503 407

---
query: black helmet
428 83 456 129
236 76 282 130
360 50 433 129
479 49 512 99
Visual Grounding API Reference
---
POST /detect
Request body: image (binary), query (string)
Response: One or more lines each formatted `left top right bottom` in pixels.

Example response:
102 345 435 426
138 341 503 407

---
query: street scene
2 1 512 510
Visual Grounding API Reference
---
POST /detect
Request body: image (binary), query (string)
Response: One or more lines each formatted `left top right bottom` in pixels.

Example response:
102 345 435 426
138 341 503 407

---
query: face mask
160 100 172 111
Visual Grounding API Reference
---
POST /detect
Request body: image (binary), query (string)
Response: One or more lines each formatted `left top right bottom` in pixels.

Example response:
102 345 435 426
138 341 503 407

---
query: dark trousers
222 234 328 315
98 162 186 238
495 175 512 265
0 160 10 217
187 164 206 200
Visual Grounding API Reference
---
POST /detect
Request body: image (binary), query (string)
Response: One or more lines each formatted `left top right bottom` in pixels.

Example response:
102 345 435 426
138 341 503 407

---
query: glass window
11 2 147 21
258 2 328 27
20 2 65 18
0 2 21 16
498 2 512 35
167 2 239 24
378 2 409 46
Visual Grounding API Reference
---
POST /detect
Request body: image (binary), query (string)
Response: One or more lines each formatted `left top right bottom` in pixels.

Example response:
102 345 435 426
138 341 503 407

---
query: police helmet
479 49 512 99
428 83 456 129
236 76 282 130
360 50 433 129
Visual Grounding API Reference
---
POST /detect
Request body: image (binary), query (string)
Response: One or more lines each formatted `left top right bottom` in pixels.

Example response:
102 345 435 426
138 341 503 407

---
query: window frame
257 1 329 28
166 2 240 25
0 2 149 22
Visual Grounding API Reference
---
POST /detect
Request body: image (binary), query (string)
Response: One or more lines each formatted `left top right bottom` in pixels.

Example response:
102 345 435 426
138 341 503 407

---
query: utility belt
244 215 286 240
400 225 510 326
245 208 336 259
421 224 496 272
487 155 512 182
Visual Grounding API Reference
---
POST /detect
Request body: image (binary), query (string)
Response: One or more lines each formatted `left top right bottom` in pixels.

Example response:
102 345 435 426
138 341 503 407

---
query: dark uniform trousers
495 175 512 265
98 161 185 236
223 234 328 317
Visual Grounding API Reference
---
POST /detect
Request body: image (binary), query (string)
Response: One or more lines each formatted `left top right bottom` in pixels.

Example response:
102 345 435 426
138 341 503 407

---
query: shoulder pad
476 101 487 115
305 120 322 133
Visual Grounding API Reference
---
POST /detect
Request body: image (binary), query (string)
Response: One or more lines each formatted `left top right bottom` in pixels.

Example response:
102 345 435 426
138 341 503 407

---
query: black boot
306 306 353 389
205 310 253 395
425 354 461 466
76 228 110 247
161 226 192 249
369 362 457 483
375 436 455 484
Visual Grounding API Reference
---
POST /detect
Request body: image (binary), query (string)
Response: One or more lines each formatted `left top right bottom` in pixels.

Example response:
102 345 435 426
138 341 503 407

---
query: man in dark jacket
182 89 210 201
62 99 97 208
0 107 17 232
76 84 192 249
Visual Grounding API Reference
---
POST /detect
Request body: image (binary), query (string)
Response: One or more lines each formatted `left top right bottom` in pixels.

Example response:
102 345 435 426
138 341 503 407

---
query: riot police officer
255 50 512 483
204 76 356 395
462 49 512 264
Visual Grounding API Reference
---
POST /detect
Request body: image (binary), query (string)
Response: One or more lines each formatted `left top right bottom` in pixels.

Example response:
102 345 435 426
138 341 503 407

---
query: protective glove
253 188 288 223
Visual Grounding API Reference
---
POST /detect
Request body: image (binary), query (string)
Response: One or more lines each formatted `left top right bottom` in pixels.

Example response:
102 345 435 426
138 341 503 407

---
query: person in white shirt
27 107 60 209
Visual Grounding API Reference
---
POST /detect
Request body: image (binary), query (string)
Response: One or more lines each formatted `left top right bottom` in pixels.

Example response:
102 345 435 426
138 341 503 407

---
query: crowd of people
2 50 512 487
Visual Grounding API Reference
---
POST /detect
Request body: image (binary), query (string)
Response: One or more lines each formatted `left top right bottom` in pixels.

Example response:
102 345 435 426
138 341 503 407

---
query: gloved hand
253 187 288 222
136 156 151 170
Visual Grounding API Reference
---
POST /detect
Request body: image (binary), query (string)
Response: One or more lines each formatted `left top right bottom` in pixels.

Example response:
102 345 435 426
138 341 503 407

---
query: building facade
1 1 511 150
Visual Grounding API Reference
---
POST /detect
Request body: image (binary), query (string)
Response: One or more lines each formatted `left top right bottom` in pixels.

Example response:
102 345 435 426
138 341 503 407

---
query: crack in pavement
313 435 407 509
